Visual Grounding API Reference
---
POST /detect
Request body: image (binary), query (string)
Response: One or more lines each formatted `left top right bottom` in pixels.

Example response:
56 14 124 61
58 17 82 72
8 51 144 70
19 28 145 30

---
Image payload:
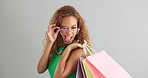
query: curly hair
42 5 91 62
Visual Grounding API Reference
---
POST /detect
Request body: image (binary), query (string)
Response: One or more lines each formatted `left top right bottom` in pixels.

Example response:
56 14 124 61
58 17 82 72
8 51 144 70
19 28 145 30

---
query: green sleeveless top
48 42 76 78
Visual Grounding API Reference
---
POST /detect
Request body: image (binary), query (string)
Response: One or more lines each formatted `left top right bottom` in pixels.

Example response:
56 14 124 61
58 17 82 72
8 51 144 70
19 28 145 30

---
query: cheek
71 33 77 40
72 32 77 37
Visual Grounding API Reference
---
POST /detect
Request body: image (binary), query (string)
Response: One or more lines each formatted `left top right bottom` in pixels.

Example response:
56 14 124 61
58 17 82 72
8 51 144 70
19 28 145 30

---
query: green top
48 42 76 78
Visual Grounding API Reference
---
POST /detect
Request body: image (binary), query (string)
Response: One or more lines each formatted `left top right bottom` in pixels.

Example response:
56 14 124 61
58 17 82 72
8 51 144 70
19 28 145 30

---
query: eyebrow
60 24 77 27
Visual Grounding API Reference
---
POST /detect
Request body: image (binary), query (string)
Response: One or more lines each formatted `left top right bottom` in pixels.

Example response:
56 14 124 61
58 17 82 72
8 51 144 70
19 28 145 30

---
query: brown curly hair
42 5 91 62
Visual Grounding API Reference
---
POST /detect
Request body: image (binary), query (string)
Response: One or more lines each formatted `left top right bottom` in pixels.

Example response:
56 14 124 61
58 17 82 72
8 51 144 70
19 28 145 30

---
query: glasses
60 27 80 35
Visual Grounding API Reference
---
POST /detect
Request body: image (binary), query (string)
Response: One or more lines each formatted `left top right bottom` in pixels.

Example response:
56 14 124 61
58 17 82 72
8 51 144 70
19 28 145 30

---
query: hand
67 40 83 50
46 24 60 43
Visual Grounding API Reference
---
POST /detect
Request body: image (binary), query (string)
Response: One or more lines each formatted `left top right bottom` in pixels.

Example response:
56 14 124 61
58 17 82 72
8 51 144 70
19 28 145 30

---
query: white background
0 0 148 78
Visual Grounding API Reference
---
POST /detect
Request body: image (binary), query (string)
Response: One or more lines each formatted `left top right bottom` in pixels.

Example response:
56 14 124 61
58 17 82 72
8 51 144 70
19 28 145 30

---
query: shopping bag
83 59 106 78
82 43 132 78
76 57 86 78
82 60 94 78
81 43 105 78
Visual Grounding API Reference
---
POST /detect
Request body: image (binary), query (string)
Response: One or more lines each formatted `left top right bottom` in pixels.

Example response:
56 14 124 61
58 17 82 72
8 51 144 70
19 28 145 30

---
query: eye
72 27 77 29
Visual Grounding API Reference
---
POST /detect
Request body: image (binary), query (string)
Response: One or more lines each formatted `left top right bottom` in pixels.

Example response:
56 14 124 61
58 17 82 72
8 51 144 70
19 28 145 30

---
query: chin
64 41 72 44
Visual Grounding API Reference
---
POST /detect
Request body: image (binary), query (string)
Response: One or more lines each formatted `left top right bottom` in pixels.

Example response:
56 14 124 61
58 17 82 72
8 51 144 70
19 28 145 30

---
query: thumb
46 29 48 34
56 28 60 34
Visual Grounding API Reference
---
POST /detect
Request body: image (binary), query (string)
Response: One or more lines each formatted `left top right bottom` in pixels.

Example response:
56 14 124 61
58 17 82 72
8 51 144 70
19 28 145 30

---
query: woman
37 5 91 78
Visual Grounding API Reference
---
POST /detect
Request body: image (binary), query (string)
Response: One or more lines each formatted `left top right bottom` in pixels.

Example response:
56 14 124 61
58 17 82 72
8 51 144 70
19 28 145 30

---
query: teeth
67 36 70 38
66 36 71 39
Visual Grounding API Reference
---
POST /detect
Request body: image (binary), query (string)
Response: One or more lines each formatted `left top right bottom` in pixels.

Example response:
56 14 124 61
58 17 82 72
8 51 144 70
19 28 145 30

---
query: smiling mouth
65 36 72 43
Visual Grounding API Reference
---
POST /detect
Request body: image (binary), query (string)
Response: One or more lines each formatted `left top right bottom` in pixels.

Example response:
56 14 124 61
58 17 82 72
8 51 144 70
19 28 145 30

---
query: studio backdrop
0 0 148 78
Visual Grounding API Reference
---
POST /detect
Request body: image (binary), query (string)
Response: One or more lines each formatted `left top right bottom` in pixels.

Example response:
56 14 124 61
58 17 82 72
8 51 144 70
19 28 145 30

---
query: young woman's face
60 16 78 44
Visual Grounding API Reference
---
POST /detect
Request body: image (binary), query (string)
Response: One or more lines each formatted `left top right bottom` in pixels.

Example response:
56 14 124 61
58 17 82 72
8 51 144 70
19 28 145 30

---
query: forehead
61 16 77 27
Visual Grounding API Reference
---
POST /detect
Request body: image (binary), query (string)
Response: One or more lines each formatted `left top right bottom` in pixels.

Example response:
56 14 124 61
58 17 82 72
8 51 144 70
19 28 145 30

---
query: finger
52 27 60 33
48 24 56 32
78 44 83 48
76 40 79 43
54 29 60 37
47 25 52 32
55 28 60 34
52 27 60 31
46 29 49 34
52 24 56 28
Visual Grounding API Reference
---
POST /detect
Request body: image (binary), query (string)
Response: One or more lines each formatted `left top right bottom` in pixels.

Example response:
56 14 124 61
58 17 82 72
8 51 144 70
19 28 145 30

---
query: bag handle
82 40 97 57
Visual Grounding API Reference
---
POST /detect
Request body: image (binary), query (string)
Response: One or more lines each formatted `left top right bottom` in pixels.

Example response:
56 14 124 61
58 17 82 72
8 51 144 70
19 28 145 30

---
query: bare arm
37 24 60 74
37 42 53 74
54 43 84 78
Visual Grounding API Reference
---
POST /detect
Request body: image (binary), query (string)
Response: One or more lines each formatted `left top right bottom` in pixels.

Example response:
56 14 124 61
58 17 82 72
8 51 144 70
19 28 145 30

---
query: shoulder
70 48 85 58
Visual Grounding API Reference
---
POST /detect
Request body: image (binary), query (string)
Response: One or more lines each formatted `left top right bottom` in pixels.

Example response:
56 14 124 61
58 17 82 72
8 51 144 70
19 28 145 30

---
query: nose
66 28 73 35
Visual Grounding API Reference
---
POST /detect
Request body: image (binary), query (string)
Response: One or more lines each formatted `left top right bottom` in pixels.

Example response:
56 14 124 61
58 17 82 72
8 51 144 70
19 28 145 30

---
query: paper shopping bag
83 59 106 78
76 57 86 78
82 60 94 78
86 50 132 78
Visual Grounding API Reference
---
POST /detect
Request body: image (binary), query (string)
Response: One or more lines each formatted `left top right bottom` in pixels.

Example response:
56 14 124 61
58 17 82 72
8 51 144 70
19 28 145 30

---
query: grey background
0 0 148 78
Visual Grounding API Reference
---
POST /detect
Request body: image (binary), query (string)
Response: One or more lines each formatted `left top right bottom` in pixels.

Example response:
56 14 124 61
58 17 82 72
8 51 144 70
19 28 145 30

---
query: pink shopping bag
83 58 106 78
85 50 132 78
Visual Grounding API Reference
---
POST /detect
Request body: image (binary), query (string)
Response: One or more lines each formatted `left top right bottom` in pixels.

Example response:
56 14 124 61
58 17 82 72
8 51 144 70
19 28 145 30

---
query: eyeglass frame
59 26 80 35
